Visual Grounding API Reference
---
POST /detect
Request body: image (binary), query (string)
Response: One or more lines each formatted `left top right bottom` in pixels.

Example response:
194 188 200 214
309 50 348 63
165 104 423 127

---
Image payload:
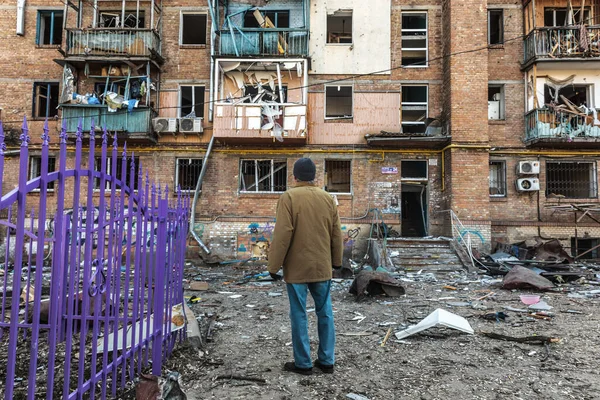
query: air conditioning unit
178 117 203 134
516 178 540 192
152 118 177 134
516 161 540 175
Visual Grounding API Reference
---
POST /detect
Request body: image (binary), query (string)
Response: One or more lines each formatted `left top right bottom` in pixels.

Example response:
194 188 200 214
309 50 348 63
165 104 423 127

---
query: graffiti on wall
237 221 276 260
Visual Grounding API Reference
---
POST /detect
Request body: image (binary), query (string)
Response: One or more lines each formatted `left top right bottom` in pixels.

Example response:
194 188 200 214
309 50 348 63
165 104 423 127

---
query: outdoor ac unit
178 117 203 133
516 178 540 192
516 161 540 175
152 118 177 134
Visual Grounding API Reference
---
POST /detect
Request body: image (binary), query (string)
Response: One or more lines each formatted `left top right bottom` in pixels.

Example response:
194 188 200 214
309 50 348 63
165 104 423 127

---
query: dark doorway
401 183 427 237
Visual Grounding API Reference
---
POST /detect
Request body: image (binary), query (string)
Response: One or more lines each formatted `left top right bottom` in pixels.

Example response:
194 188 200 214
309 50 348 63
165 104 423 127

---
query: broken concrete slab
502 266 554 291
189 281 209 291
349 271 405 299
395 308 474 340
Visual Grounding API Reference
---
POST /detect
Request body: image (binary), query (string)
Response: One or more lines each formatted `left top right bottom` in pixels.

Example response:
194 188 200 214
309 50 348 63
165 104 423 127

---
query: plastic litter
394 308 474 340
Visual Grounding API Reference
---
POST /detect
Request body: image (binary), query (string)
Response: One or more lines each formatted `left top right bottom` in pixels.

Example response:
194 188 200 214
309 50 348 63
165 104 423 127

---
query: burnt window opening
488 85 505 120
243 10 290 28
180 14 207 45
327 11 352 44
488 10 504 45
94 157 141 191
571 238 600 259
176 158 203 192
180 86 205 118
401 85 428 134
33 82 59 119
244 85 287 103
401 160 427 180
325 160 351 193
489 161 507 197
99 11 145 28
544 7 590 26
544 84 589 107
240 160 287 193
546 161 597 199
401 12 427 67
325 86 353 119
37 11 63 45
29 156 57 190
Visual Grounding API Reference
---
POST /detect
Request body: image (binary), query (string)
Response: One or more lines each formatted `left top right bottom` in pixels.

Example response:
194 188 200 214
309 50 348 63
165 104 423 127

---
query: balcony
60 104 156 143
524 107 600 147
217 29 309 57
64 28 161 61
523 26 600 67
213 104 307 145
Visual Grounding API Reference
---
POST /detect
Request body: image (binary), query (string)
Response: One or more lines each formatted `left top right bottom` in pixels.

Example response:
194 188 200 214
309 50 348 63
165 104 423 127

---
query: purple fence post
117 144 129 389
46 119 68 400
108 132 120 398
152 194 168 375
99 127 111 400
129 156 142 378
6 116 31 400
0 121 5 197
135 165 146 375
123 152 135 381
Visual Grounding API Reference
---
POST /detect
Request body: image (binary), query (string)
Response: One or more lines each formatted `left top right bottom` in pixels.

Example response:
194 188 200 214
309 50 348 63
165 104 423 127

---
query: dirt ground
167 263 600 400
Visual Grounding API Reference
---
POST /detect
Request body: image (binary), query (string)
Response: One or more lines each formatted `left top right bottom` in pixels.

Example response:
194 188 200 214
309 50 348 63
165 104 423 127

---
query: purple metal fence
0 118 188 399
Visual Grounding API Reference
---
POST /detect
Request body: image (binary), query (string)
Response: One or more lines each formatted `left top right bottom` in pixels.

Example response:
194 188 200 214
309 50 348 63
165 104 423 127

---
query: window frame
401 11 428 68
98 10 145 28
546 161 598 199
324 85 354 120
179 85 206 118
179 12 208 46
489 160 507 197
326 11 353 45
243 10 290 28
29 156 57 191
36 10 63 46
488 9 504 45
175 158 204 192
488 84 505 120
239 159 287 194
324 159 352 194
401 160 428 181
32 82 60 119
401 85 428 134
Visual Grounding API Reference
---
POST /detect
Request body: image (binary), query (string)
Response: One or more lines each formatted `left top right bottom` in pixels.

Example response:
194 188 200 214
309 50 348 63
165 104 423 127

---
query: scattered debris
520 294 540 305
502 266 554 291
349 271 405 299
346 394 370 400
189 281 209 291
215 374 266 384
528 300 553 311
395 309 474 340
480 332 560 345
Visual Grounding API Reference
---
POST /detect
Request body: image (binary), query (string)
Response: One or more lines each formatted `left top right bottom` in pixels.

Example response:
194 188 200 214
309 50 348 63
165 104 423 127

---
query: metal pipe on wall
16 0 25 35
189 136 215 255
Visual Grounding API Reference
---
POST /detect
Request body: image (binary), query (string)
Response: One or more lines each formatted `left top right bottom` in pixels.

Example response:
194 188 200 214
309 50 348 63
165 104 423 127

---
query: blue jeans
286 281 335 369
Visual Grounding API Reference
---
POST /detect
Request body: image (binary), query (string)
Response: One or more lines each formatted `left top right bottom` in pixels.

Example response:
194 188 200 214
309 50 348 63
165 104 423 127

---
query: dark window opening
33 82 59 119
94 82 128 98
402 12 427 67
244 10 290 28
37 11 63 45
180 86 205 118
544 7 590 26
327 11 352 43
401 160 427 179
488 10 504 45
325 86 353 118
488 85 505 120
176 158 203 191
571 238 600 259
325 160 351 193
401 86 428 134
244 85 287 103
544 84 588 107
240 160 287 193
29 156 57 190
181 14 207 45
489 161 507 196
546 162 597 199
99 11 145 28
95 157 141 191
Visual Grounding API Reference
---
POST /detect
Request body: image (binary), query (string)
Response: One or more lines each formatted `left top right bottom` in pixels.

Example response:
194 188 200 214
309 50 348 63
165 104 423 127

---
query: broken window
401 160 427 180
244 85 287 103
99 11 145 28
401 12 427 67
544 7 590 26
37 11 63 45
94 157 140 191
325 160 351 193
489 161 506 197
488 85 505 120
327 11 352 44
401 86 428 134
240 160 287 193
33 82 59 119
29 156 56 190
544 84 588 107
180 86 205 118
244 10 290 28
325 86 353 119
571 238 600 259
488 10 503 45
180 13 207 45
546 161 597 199
176 158 203 192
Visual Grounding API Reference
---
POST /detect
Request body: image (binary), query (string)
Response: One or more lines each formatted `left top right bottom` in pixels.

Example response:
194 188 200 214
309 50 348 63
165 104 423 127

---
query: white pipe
16 0 25 36
189 136 215 255
208 0 217 122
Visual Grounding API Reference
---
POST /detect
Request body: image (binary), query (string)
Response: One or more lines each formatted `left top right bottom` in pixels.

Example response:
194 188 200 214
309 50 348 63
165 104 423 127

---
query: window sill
326 43 353 46
329 193 353 199
239 192 282 199
36 44 61 49
489 119 506 125
488 44 505 49
401 65 429 69
180 44 207 49
325 118 353 123
490 196 508 202
30 117 59 121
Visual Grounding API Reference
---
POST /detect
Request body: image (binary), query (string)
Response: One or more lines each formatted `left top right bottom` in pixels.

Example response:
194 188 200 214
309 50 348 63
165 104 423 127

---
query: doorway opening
401 183 428 237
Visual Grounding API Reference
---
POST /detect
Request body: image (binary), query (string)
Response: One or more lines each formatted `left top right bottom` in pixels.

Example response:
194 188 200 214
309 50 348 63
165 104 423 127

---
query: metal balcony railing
218 28 309 57
524 107 600 142
65 28 161 58
523 26 600 64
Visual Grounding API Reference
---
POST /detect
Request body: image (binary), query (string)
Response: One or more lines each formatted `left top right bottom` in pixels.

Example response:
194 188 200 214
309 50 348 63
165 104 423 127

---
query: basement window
489 161 507 197
325 160 351 193
180 86 205 118
325 86 353 119
488 10 504 45
240 160 287 193
327 11 352 44
488 85 505 120
401 160 427 180
176 158 203 192
571 238 600 259
29 156 56 191
546 161 597 199
180 13 207 45
36 11 63 46
401 85 428 134
33 82 59 119
401 12 427 67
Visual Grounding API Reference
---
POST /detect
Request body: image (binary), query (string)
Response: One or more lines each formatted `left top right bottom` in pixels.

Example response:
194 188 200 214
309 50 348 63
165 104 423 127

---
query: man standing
268 158 344 375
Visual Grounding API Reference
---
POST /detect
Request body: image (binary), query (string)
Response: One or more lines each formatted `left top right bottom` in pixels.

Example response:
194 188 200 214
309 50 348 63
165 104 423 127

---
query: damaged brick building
1 0 600 261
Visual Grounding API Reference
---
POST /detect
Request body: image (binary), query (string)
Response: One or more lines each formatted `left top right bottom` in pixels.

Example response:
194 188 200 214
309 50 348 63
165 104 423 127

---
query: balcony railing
65 28 161 58
218 28 309 57
525 107 600 142
61 104 154 135
523 26 600 65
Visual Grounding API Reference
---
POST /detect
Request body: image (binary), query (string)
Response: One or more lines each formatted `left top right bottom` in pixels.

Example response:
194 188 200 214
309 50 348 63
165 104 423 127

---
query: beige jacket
267 182 344 283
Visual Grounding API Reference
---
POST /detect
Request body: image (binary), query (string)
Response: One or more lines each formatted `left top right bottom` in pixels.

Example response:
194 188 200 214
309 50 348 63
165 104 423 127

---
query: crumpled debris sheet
349 271 405 298
502 265 555 291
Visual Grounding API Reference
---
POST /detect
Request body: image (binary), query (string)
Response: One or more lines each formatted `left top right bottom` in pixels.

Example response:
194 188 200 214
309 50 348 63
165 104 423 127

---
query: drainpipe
208 0 217 122
189 136 215 255
16 0 25 35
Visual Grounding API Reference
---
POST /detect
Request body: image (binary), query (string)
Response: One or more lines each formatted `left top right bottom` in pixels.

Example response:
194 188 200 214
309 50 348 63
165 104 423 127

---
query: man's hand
270 272 283 281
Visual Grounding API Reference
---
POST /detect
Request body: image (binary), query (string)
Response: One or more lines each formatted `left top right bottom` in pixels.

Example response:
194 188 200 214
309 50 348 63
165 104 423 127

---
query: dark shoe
283 361 313 375
314 359 334 374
